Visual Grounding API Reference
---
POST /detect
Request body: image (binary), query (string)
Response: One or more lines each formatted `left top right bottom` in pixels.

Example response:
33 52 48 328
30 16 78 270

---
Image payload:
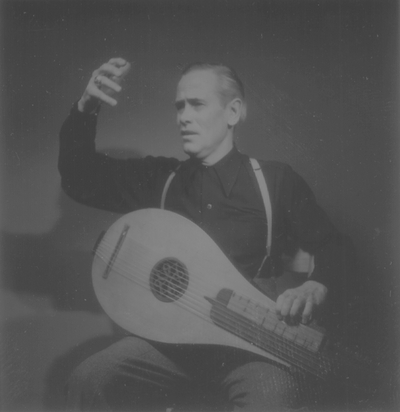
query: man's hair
181 62 247 121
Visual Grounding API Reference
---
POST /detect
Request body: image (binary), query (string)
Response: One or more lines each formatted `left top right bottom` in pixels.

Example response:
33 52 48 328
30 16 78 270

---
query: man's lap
66 335 310 411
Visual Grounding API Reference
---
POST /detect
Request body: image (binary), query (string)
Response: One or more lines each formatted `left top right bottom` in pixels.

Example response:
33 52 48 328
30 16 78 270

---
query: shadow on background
1 149 142 410
2 148 142 312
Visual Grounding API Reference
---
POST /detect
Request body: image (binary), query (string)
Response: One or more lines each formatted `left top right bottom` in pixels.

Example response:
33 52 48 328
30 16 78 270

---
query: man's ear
227 98 243 127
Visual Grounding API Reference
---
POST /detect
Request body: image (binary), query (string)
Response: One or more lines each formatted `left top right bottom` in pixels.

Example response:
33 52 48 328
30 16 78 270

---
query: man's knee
66 336 156 409
223 361 304 410
66 336 191 411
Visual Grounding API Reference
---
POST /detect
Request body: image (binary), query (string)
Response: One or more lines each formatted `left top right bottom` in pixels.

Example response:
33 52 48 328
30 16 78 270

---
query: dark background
1 0 399 410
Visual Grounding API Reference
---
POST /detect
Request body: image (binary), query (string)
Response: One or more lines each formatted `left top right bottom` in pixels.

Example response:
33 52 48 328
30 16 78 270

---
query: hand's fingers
78 59 130 112
301 299 314 324
276 291 293 318
278 294 296 318
275 293 285 319
97 90 118 106
88 72 123 107
92 64 121 80
108 57 128 67
88 82 118 106
289 297 304 318
275 281 327 324
93 75 122 93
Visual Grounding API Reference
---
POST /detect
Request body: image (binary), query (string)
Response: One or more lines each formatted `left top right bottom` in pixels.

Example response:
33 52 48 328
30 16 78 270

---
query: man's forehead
176 69 220 98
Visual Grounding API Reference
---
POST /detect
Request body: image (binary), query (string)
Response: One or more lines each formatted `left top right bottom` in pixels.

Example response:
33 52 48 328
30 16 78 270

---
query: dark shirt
59 103 341 291
162 150 267 278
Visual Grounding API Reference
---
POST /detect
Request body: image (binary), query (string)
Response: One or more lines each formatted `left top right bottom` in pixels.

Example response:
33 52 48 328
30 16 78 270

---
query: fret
225 290 324 352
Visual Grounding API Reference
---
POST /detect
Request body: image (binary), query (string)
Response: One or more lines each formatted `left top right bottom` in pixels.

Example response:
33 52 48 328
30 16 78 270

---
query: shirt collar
212 146 245 197
180 146 246 197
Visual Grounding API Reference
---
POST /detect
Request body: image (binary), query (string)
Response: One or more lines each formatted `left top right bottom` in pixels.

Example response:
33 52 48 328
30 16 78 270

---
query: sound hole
150 258 189 302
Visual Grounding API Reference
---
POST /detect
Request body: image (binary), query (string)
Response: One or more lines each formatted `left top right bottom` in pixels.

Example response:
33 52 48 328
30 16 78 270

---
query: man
59 58 344 411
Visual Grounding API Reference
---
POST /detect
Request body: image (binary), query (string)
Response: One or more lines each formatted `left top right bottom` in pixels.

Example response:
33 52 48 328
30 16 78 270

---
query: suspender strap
249 158 272 258
160 165 181 209
161 156 311 281
160 159 273 275
161 159 272 252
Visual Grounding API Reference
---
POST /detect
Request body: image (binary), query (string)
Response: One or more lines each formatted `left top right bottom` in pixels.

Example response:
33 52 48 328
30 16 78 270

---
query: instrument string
209 301 331 378
94 238 330 372
94 245 216 324
95 239 207 298
95 238 326 370
94 241 333 376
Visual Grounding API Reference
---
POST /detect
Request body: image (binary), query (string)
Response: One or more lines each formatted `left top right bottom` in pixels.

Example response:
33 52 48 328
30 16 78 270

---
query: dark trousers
65 335 326 411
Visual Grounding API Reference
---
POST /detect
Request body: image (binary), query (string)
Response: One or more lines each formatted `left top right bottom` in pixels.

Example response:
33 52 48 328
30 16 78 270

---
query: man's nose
178 105 192 125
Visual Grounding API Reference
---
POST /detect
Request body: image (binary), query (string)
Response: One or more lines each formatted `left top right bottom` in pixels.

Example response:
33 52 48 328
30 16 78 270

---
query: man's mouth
181 131 197 137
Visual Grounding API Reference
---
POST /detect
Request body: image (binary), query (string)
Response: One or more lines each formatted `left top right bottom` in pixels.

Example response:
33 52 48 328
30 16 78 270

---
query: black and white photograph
1 0 399 411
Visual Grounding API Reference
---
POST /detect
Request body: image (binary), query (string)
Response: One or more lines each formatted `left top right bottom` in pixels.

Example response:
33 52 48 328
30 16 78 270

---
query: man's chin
183 144 200 157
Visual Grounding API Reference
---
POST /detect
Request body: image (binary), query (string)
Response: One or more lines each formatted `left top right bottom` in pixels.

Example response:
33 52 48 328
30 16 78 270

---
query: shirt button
206 203 212 210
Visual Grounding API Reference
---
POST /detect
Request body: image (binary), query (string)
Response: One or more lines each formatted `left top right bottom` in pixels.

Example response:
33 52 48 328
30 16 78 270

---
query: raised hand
78 57 131 113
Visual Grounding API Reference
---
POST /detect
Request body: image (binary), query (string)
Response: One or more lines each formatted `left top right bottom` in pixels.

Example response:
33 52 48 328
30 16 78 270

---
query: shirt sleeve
58 102 180 213
273 164 358 327
266 162 348 292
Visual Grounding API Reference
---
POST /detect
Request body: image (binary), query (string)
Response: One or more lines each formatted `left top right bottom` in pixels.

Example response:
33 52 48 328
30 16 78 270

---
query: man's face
175 69 233 164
